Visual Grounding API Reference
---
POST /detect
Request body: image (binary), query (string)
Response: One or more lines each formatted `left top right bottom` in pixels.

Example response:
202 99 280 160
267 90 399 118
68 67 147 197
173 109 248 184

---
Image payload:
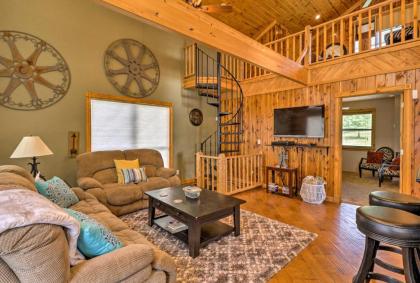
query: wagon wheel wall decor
0 31 71 110
104 39 160 98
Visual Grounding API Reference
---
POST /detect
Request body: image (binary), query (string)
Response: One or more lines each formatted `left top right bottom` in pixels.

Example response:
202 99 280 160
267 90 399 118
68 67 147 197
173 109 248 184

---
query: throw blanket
0 188 85 265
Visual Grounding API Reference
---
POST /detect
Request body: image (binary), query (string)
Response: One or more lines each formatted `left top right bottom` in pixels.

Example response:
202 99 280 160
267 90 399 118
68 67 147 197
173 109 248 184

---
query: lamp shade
10 136 53 159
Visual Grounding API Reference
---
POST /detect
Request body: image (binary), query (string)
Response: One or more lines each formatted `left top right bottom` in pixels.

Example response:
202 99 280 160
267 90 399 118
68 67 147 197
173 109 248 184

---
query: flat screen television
274 105 325 138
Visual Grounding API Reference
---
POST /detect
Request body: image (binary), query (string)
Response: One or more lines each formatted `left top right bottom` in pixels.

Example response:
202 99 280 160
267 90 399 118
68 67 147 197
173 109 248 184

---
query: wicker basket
300 181 326 204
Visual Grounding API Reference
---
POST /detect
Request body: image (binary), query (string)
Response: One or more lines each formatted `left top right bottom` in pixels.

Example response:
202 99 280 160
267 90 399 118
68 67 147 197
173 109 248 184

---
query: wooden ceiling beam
254 20 278 41
97 0 308 85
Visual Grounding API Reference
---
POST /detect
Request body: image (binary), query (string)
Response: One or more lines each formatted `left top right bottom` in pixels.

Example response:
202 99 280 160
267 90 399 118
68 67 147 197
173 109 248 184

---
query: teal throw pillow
65 209 123 258
35 176 79 208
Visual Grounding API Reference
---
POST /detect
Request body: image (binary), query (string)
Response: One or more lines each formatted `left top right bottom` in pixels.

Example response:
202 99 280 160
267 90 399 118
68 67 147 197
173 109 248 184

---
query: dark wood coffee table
145 187 246 258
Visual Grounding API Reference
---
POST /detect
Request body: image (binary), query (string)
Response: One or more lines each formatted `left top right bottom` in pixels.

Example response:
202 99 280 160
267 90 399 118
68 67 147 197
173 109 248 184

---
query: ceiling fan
185 0 233 13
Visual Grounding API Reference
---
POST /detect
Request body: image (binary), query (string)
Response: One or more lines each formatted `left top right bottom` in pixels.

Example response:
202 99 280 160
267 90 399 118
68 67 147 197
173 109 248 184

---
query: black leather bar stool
354 206 420 283
368 191 420 281
369 191 420 216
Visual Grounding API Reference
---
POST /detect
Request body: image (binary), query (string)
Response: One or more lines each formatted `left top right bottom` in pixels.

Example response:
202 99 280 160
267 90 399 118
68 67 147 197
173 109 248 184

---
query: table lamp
10 136 53 177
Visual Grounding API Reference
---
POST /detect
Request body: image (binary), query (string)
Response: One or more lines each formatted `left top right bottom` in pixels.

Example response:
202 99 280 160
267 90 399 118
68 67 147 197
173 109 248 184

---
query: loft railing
309 0 419 64
184 0 420 81
195 152 264 195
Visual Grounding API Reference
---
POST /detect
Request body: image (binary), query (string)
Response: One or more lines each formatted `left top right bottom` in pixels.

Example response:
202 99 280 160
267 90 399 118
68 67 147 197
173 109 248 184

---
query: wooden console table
266 166 299 197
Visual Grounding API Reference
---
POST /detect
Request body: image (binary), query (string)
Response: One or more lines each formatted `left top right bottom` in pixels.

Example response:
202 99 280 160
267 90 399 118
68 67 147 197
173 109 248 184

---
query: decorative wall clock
104 39 160 98
189 108 203 126
0 31 71 110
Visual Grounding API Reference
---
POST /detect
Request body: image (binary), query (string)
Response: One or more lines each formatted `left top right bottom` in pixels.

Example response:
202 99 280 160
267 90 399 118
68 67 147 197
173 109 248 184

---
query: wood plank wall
239 69 420 199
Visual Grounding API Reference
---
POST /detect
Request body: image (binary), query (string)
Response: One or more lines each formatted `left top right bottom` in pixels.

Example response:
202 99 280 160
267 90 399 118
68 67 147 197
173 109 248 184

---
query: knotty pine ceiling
201 0 363 36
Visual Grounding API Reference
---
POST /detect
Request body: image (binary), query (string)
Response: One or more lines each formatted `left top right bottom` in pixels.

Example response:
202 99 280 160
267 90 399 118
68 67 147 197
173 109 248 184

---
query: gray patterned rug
120 209 317 283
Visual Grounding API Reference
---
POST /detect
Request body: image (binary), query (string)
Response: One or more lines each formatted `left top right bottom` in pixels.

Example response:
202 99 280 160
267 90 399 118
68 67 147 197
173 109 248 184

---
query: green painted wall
0 0 216 184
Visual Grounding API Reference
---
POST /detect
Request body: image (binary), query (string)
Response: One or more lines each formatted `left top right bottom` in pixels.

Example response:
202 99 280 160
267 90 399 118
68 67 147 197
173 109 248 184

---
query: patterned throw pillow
367 151 384 164
389 157 400 171
35 175 79 208
114 159 140 184
65 209 123 258
121 167 147 184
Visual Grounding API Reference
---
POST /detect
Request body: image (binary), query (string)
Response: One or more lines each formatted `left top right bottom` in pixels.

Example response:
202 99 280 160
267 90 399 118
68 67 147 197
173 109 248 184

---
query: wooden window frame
85 92 174 168
342 108 376 151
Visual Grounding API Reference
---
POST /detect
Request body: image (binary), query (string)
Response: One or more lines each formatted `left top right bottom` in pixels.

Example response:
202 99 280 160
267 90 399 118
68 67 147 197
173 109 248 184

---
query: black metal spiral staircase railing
195 45 243 156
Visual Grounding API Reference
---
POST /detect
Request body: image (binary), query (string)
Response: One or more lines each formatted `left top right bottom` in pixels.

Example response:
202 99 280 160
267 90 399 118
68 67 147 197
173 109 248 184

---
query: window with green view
342 110 375 148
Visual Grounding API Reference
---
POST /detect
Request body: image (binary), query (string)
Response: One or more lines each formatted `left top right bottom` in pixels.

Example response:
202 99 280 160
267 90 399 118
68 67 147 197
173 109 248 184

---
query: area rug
120 209 317 283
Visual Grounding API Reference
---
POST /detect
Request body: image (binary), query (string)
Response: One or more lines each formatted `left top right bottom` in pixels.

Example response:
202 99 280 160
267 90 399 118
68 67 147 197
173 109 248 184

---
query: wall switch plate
176 169 180 175
257 139 261 145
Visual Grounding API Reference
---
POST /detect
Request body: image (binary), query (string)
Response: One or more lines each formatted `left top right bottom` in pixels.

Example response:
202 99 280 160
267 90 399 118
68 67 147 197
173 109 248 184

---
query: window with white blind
87 95 172 167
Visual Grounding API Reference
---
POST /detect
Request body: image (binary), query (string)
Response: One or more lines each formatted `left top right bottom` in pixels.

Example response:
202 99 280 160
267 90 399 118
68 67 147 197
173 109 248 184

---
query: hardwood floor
235 188 404 283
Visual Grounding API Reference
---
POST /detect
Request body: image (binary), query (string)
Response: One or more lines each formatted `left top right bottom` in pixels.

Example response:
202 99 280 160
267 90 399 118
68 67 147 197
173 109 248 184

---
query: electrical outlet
257 139 261 145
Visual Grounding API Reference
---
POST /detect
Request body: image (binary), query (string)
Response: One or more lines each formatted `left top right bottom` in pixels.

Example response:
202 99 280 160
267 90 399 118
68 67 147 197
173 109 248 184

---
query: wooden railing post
195 152 203 187
217 154 227 194
304 25 312 66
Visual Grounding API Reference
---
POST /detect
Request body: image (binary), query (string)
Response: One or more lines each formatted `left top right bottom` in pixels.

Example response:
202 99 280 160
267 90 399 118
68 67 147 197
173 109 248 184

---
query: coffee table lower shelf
171 221 234 248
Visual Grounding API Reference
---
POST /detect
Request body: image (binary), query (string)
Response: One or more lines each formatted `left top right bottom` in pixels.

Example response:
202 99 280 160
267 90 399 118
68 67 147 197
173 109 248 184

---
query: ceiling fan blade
201 4 233 13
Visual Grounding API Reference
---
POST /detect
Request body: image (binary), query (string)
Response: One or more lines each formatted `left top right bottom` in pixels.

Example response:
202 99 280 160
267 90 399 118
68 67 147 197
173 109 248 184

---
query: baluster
379 6 383 48
286 37 290 59
401 0 406 43
415 0 418 39
229 158 233 193
368 9 372 50
349 16 353 54
299 33 303 59
192 45 196 75
323 25 327 61
211 158 215 191
280 40 284 56
184 47 187 77
316 27 319 62
358 13 362 53
340 18 344 56
332 22 335 60
292 36 296 61
390 2 394 45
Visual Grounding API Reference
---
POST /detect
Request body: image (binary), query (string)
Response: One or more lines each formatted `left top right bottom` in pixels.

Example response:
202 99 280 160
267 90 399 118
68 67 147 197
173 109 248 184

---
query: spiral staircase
194 45 244 156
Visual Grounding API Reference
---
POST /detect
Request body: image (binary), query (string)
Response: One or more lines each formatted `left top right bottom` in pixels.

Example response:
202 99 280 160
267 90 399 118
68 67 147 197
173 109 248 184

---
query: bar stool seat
354 206 420 283
357 206 420 245
369 191 420 216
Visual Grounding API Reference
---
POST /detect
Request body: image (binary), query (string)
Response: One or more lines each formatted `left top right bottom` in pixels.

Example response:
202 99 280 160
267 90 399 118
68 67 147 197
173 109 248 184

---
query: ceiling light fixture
315 14 321 20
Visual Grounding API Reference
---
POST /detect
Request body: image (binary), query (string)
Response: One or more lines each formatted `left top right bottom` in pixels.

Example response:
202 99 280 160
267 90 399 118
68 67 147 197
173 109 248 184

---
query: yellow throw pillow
114 159 140 184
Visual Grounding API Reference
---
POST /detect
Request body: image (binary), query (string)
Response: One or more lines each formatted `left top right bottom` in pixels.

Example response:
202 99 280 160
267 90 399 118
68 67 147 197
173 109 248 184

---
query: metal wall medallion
0 31 71 110
104 39 160 98
189 108 203 126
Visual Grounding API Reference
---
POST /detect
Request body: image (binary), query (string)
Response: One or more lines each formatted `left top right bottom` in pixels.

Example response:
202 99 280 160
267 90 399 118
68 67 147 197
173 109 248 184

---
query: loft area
0 1 420 282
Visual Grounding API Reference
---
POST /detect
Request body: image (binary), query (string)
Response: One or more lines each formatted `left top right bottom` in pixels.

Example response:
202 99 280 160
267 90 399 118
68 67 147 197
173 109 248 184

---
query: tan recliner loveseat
76 149 180 216
0 165 176 283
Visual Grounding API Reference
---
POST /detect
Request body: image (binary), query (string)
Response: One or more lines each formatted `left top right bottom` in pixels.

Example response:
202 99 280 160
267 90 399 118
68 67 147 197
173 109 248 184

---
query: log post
217 154 227 194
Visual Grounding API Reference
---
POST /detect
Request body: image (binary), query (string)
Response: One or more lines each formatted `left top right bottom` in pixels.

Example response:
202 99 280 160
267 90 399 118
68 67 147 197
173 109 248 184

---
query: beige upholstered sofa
0 165 176 283
76 149 181 216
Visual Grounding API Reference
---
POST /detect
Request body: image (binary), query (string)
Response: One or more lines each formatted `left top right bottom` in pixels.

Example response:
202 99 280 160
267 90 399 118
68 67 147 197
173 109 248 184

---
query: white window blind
90 99 170 166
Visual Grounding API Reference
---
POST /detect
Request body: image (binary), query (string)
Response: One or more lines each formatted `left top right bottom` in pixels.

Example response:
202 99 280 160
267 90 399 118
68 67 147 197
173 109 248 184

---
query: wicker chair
359 147 394 178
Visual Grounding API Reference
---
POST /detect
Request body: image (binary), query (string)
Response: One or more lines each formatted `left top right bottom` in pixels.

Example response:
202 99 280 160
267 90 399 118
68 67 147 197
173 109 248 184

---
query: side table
265 166 299 197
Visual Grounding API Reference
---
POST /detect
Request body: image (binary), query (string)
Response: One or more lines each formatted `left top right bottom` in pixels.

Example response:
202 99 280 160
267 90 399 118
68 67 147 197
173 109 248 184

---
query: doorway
340 93 401 205
333 87 415 204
